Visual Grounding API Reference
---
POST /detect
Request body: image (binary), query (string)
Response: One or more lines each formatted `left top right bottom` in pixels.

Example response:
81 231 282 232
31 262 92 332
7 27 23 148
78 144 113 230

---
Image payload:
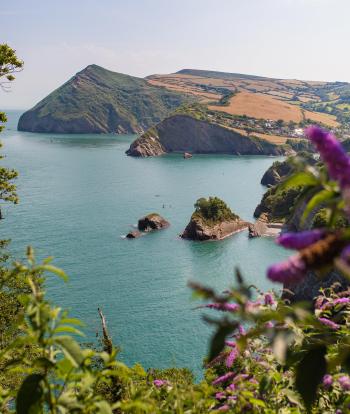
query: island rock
138 213 170 232
181 197 249 241
126 231 142 239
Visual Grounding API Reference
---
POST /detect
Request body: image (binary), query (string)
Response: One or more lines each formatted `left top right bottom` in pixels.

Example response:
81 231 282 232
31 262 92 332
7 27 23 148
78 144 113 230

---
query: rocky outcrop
126 231 142 239
126 115 289 157
248 213 283 238
138 214 170 232
181 216 249 241
261 161 292 186
183 152 192 159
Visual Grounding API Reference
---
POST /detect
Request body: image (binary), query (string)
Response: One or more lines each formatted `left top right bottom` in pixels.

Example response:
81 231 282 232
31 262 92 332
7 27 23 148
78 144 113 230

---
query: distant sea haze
1 110 289 377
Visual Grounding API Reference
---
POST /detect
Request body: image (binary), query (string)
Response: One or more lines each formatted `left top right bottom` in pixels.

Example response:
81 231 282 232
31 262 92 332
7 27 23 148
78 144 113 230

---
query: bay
1 110 289 376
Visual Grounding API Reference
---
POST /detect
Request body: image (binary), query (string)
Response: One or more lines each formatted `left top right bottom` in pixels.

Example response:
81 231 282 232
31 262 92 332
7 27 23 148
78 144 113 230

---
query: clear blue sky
1 0 350 109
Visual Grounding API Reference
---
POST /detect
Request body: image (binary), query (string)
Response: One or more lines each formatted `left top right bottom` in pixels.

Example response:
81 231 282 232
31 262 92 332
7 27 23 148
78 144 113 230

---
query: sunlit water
1 110 289 376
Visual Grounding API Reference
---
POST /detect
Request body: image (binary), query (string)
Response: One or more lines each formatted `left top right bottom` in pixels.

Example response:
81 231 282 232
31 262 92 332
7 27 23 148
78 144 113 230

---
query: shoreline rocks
248 214 284 238
181 216 249 241
138 213 170 232
126 230 142 239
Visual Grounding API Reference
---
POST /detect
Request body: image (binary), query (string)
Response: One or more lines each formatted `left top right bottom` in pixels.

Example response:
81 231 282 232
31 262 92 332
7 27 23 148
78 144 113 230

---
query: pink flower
333 297 350 306
264 293 275 306
226 349 238 368
212 372 236 385
215 392 226 400
238 324 246 336
319 317 340 330
225 341 236 348
265 321 274 328
227 383 236 391
153 379 168 387
323 374 333 389
218 405 230 412
338 375 350 391
267 254 306 284
204 303 240 312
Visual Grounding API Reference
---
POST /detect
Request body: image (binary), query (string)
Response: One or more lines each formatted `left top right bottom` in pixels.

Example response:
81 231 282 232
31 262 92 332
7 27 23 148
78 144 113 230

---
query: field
146 68 349 133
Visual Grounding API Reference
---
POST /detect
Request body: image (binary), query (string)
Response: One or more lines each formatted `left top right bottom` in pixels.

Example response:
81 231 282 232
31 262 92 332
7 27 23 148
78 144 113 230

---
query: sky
1 0 350 109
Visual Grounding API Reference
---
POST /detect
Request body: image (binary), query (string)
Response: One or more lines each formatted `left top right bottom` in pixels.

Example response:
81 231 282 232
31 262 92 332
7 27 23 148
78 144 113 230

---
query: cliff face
126 115 288 157
181 216 249 241
18 65 193 134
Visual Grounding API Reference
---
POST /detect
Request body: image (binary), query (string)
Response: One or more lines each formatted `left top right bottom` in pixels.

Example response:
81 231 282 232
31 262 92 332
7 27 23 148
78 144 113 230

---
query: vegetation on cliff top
192 197 239 224
18 64 195 133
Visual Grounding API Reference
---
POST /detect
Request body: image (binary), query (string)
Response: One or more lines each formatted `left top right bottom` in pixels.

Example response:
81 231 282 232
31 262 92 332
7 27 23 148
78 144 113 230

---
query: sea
0 110 289 377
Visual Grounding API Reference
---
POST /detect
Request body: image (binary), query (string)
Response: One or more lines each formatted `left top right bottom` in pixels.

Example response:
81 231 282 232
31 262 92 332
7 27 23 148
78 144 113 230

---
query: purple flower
226 348 238 368
305 126 350 189
323 374 333 388
265 321 274 328
212 372 236 385
315 296 327 309
267 254 306 284
338 375 350 391
264 293 275 306
227 383 236 391
215 392 226 400
204 303 240 312
153 379 168 387
318 317 340 330
225 341 236 348
238 324 246 336
333 297 350 306
218 405 230 412
276 230 325 250
233 373 249 382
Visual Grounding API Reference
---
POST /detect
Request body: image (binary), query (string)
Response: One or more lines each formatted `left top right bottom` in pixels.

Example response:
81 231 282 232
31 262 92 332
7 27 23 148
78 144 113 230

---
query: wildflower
265 321 274 328
338 375 350 391
323 374 333 389
215 392 226 400
204 303 240 312
267 254 306 284
319 317 340 330
305 126 350 189
212 372 236 385
226 348 238 368
153 379 168 387
315 296 327 309
333 297 350 306
225 341 236 348
264 293 275 306
238 324 246 336
276 230 325 250
218 405 230 412
227 383 236 391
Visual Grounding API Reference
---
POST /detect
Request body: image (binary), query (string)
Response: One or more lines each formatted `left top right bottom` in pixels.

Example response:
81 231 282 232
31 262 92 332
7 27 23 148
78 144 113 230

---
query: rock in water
183 152 192 159
181 197 249 241
126 231 142 239
138 214 170 232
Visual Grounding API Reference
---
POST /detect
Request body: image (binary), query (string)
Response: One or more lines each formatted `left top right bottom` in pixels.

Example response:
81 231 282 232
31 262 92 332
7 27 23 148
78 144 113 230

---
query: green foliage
18 65 195 133
193 197 239 223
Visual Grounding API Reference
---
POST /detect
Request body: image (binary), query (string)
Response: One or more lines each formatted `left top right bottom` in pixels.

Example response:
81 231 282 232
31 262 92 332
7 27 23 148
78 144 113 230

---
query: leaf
16 374 44 414
208 323 235 362
38 264 68 282
279 171 318 191
301 189 335 224
55 335 84 367
295 346 327 412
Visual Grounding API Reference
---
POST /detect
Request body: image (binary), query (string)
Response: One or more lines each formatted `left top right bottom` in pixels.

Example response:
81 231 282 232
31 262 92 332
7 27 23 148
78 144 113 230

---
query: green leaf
301 189 335 224
38 264 68 282
16 374 44 414
208 323 235 362
55 335 84 367
279 171 318 191
295 346 327 412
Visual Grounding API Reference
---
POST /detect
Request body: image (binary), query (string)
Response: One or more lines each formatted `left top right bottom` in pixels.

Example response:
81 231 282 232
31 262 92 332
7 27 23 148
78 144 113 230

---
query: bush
193 197 239 222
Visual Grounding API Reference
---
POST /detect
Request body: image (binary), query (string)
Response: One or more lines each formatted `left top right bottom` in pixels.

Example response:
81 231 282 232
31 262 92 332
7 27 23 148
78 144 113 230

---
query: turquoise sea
1 110 289 376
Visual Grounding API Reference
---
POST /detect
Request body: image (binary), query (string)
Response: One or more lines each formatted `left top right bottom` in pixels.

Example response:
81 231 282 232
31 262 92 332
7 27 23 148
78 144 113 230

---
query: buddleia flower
276 230 325 250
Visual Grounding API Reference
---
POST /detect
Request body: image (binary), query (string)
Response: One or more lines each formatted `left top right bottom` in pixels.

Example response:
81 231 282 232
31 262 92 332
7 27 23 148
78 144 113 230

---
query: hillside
147 68 350 143
18 65 194 134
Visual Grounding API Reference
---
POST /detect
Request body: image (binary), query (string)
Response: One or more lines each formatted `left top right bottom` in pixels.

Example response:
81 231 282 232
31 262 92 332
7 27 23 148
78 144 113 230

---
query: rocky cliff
181 215 249 241
18 65 193 134
126 115 288 157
